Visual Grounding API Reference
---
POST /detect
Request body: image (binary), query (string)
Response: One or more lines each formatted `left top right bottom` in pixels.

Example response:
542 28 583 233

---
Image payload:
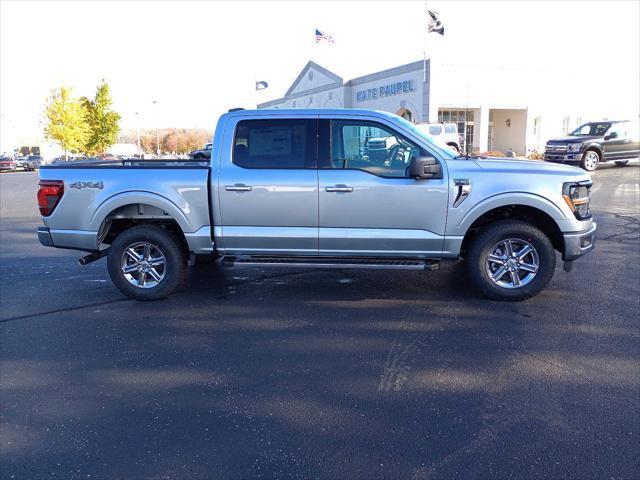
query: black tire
465 220 556 301
614 160 629 166
580 149 600 171
107 224 187 301
194 153 205 160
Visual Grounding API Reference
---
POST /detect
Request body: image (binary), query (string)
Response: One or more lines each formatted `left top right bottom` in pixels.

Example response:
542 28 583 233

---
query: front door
217 117 318 255
317 117 449 258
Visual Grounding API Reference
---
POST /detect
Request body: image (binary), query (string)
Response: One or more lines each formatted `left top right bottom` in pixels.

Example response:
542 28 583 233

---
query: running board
221 256 440 271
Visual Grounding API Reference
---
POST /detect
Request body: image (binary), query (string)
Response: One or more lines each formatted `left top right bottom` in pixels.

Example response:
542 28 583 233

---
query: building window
438 109 474 153
533 117 541 137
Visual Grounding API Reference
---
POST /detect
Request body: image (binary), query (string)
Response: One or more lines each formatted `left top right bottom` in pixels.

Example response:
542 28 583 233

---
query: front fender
448 192 567 237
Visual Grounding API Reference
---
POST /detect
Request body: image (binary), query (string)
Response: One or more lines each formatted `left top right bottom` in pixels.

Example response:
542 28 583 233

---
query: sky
1 0 639 151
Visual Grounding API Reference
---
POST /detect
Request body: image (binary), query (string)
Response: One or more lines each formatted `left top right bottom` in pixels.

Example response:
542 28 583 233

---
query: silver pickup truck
37 109 596 301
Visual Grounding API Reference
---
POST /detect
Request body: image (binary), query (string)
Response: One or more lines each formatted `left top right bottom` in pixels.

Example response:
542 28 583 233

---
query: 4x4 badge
69 181 103 189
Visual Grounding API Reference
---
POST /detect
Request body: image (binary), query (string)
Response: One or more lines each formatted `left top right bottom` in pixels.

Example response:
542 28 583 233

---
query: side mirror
409 155 441 179
604 131 618 140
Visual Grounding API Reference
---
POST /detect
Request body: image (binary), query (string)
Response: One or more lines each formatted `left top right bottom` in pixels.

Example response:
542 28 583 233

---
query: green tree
82 80 121 156
43 86 89 160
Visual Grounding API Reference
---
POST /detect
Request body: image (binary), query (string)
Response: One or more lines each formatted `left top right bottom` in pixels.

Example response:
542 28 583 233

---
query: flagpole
423 1 428 83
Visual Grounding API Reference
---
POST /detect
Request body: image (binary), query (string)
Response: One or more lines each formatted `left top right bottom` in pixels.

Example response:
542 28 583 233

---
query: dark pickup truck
545 120 639 171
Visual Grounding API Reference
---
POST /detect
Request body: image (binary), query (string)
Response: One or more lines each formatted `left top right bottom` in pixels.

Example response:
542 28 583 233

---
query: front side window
233 119 316 169
326 120 422 178
571 122 611 136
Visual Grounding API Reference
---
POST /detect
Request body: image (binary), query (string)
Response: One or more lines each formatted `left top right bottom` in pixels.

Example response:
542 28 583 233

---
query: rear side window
233 119 316 169
444 124 457 134
428 125 441 135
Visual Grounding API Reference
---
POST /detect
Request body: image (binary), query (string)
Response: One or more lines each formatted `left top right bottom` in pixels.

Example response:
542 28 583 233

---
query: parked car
13 156 29 170
545 120 640 171
37 108 596 302
190 143 212 160
23 155 42 170
0 156 17 172
415 123 461 152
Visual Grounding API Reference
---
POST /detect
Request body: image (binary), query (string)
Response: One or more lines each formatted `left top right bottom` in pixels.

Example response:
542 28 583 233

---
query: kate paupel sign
356 80 416 102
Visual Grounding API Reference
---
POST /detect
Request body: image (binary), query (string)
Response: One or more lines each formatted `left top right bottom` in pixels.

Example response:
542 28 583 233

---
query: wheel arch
458 201 565 256
583 144 603 157
91 192 193 251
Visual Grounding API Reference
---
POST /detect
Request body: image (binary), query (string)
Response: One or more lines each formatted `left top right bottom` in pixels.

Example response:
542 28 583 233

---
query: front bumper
563 222 597 261
545 152 583 163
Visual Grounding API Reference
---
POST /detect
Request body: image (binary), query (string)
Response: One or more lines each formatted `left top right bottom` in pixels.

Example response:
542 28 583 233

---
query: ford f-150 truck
37 109 597 301
545 120 640 171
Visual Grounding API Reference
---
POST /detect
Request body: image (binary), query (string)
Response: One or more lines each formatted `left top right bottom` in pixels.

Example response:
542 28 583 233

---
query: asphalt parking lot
1 163 639 480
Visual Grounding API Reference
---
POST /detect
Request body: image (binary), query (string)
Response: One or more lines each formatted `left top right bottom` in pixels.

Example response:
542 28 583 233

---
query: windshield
570 122 611 136
394 117 459 159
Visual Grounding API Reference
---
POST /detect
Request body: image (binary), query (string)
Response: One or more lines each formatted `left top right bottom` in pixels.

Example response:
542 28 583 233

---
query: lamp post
152 100 159 156
134 111 141 157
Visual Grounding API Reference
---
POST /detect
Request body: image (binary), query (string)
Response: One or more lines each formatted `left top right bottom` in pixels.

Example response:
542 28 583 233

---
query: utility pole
152 100 159 156
134 111 141 157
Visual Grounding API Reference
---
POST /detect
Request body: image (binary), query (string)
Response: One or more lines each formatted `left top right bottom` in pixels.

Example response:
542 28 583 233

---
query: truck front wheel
107 224 188 301
465 220 556 301
580 150 600 171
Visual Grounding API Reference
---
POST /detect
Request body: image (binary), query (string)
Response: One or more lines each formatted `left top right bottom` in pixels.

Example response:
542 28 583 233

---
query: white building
258 59 594 156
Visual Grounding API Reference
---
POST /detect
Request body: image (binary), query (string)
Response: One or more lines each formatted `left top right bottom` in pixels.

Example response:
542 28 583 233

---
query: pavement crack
0 298 130 324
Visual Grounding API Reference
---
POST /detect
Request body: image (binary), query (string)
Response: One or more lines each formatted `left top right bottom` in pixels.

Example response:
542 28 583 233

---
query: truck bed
38 162 212 253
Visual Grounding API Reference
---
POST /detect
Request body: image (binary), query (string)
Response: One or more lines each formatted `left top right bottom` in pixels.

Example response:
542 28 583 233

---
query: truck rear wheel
465 220 556 301
107 224 187 301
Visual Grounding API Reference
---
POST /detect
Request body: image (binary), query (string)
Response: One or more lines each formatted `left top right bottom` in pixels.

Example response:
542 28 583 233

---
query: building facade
258 60 588 156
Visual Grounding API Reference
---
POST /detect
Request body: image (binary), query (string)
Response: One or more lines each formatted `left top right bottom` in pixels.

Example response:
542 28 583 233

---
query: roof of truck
221 108 401 120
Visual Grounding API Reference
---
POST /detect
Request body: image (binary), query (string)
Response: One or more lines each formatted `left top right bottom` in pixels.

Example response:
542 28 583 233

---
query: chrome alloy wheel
583 151 599 171
485 238 540 289
120 242 166 288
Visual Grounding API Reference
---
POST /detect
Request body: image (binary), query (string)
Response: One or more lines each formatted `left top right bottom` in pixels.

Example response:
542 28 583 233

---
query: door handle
225 184 252 192
325 186 353 193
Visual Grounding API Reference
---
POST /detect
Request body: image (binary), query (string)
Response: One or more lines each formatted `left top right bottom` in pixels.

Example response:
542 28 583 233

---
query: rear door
317 115 449 258
217 115 319 255
603 122 632 160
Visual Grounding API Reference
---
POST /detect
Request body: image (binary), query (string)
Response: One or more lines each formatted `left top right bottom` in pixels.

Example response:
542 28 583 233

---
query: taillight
37 180 64 216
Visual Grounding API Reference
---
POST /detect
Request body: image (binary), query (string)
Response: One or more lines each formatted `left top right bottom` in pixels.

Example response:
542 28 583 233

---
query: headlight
567 143 582 152
563 181 592 219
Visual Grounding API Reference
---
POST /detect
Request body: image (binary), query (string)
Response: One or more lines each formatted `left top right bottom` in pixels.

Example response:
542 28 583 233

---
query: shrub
479 151 506 157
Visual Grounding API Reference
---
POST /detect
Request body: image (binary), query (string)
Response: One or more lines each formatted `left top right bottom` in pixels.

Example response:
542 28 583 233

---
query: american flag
315 28 334 44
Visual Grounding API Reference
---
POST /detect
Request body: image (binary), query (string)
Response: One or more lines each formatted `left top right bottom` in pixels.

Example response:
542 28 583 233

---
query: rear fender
90 191 192 234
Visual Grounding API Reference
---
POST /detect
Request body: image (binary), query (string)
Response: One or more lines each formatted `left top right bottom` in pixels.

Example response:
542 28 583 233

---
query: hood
546 135 601 144
473 157 587 177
